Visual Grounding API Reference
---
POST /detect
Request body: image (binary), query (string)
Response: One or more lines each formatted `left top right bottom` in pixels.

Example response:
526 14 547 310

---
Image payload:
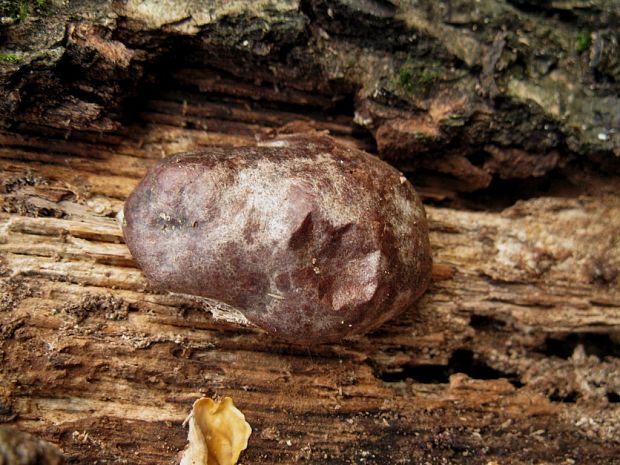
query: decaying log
0 1 619 464
0 79 619 463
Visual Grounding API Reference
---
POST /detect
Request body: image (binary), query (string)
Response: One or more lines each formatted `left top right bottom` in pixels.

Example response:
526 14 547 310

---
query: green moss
398 66 414 92
443 112 466 128
0 0 47 21
413 132 432 142
396 63 442 96
576 31 591 53
0 53 20 62
418 70 440 84
18 0 27 19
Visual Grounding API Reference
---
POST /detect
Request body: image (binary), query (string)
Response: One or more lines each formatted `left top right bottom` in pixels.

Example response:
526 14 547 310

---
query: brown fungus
122 134 432 344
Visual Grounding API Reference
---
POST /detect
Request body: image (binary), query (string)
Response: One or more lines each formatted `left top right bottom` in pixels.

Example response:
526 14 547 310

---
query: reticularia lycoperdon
122 134 432 344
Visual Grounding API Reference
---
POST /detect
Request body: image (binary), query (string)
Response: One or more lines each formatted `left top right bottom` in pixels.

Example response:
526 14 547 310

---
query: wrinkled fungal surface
122 134 432 344
180 397 251 465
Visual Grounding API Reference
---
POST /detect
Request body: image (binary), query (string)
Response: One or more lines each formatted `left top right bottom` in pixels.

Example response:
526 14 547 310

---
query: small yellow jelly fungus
180 397 252 465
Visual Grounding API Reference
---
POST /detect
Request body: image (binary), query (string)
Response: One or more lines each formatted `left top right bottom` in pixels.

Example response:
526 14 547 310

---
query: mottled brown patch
0 278 32 313
57 294 130 322
0 427 64 465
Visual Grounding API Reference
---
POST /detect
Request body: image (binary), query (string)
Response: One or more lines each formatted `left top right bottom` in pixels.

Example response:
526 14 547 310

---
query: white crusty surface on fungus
180 397 252 465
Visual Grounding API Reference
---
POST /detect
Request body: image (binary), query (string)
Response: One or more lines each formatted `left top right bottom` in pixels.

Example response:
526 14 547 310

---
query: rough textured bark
1 1 619 464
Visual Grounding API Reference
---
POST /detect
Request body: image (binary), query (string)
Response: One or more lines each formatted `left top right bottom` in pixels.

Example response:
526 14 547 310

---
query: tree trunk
1 1 619 464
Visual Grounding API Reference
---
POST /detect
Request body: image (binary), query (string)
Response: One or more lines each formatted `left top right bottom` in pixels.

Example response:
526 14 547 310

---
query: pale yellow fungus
180 397 252 465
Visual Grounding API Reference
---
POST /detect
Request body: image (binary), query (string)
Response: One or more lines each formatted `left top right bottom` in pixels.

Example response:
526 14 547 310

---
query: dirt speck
57 294 130 322
0 278 32 313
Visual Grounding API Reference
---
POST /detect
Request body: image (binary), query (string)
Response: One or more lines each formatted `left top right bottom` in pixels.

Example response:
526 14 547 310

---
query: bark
2 1 620 190
0 1 619 464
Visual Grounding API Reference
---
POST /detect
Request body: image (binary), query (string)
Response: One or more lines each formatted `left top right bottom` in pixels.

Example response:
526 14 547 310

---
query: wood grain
1 75 619 465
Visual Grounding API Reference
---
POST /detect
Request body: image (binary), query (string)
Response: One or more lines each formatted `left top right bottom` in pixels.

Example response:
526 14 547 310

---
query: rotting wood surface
0 71 619 465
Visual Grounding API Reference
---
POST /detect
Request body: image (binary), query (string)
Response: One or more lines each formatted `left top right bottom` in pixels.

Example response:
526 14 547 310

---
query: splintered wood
1 80 619 465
